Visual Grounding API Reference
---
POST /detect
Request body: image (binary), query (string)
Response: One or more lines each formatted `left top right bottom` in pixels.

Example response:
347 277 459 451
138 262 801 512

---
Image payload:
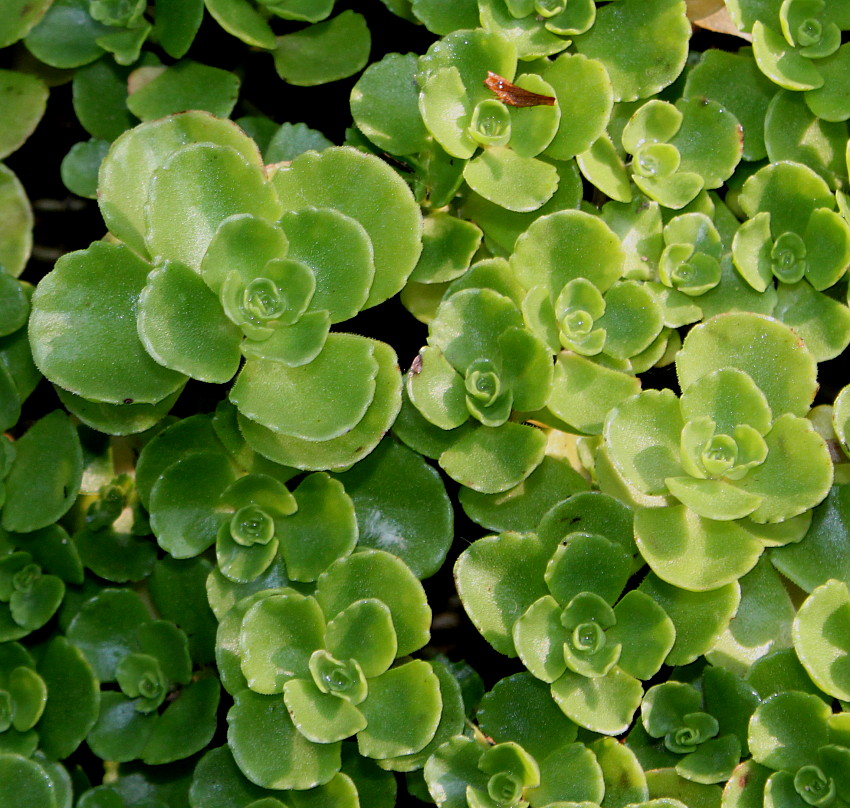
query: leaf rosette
748 0 850 121
407 286 551 492
604 313 832 590
509 209 656 432
417 29 612 212
511 532 675 735
620 98 742 210
638 680 744 785
732 161 850 361
67 587 219 765
31 113 413 468
748 691 850 808
0 642 47 757
228 550 440 787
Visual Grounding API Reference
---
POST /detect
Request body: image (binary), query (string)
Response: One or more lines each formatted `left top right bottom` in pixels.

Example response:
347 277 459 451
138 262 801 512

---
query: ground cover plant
3 0 850 805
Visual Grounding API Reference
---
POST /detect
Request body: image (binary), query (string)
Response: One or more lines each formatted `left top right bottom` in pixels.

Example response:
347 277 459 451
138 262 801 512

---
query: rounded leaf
29 242 187 405
793 579 850 701
272 146 422 308
316 549 430 657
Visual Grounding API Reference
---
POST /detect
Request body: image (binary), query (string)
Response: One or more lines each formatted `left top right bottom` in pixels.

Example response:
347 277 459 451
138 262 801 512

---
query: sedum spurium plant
5 0 850 805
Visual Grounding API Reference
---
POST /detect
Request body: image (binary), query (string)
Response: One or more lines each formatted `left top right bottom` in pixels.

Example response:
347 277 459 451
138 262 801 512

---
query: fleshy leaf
29 242 187 405
463 148 559 213
273 12 371 86
316 549 430 657
455 531 552 657
551 666 643 735
232 334 378 441
239 591 326 695
228 689 341 790
272 146 422 308
357 660 442 759
793 579 850 701
137 261 242 383
439 422 547 494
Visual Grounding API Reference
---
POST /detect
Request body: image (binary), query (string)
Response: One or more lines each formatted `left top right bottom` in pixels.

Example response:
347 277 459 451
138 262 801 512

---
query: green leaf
0 753 59 808
238 339 401 471
771 485 850 592
284 678 367 743
546 532 631 605
200 213 288 296
273 12 370 86
232 334 378 440
228 689 341 790
325 600 397 679
351 52 430 157
282 473 358 582
2 411 82 533
676 313 818 419
358 660 442 758
145 142 282 271
272 146 422 308
546 352 642 436
29 242 187 404
127 60 240 121
61 138 110 199
477 672 578 761
804 43 850 122
551 666 643 735
455 531 552 657
671 97 743 190
609 591 676 680
684 49 775 163
459 455 589 533
24 0 110 68
424 735 488 808
603 389 683 495
507 74 560 158
239 591 325 694
189 746 283 808
0 0 52 48
463 148 559 213
419 66 476 160
739 161 833 237
0 70 48 160
542 53 612 160
204 0 276 48
571 0 689 102
527 742 606 806
512 209 624 297
439 422 547 494
410 213 483 285
749 691 830 771
751 21 824 91
99 110 265 256
764 90 847 191
736 414 832 524
664 477 762 522
265 121 332 163
138 261 242 383
513 594 569 682
316 549 430 657
149 450 236 558
35 637 98 760
334 437 453 579
578 133 632 203
638 573 740 666
281 207 375 323
0 165 33 279
706 558 796 675
793 579 850 701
